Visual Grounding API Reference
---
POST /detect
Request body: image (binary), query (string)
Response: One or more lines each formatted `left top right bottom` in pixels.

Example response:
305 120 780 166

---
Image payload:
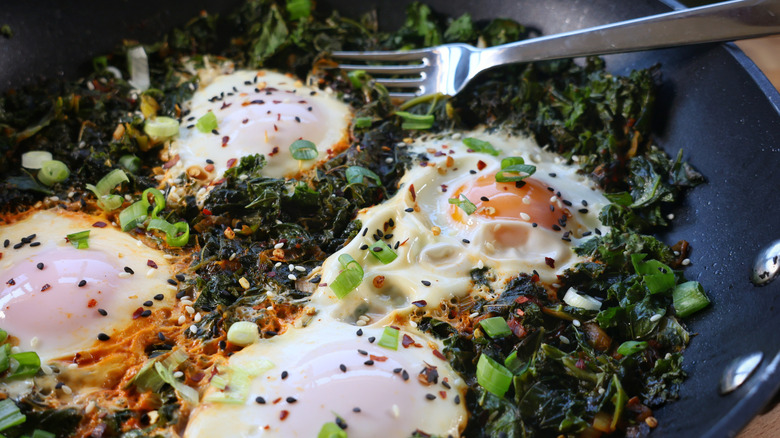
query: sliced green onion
616 341 648 356
480 317 512 338
8 351 40 378
127 46 150 91
119 200 149 231
143 188 166 219
119 155 142 174
347 70 368 89
448 194 476 215
378 326 400 350
504 350 525 374
463 137 499 156
195 112 218 133
354 117 372 129
562 288 602 311
66 230 90 249
318 422 348 438
0 329 7 344
0 344 10 374
631 254 675 294
395 111 434 130
154 361 199 404
87 169 129 211
37 160 70 186
144 116 180 139
476 354 513 398
610 374 627 431
147 218 190 247
345 166 382 186
0 399 26 432
227 321 260 347
495 157 536 183
368 240 397 264
673 281 710 317
31 430 56 438
93 55 108 72
290 139 318 161
286 0 312 20
21 151 53 169
330 254 363 299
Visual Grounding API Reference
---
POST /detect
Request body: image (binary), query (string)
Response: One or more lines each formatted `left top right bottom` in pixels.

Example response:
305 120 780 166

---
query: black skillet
2 1 779 436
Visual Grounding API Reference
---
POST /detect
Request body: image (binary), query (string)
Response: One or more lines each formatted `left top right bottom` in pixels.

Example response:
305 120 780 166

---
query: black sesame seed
595 228 602 235
582 231 592 237
425 394 436 400
219 340 227 350
340 364 347 372
307 107 313 111
563 200 572 206
376 229 384 238
206 159 215 164
550 205 555 212
469 170 477 174
532 223 538 228
98 309 108 316
362 228 368 236
549 172 557 177
353 407 361 413
552 224 561 231
176 290 187 299
562 237 571 242
442 381 451 389
372 247 382 252
37 262 44 270
388 218 395 227
368 336 376 343
175 274 186 281
393 368 402 374
255 396 266 404
41 284 51 292
30 242 41 247
286 397 297 403
582 200 589 206
154 294 164 301
211 129 220 135
402 370 410 381
462 239 470 244
141 310 152 317
13 243 23 249
358 349 368 356
78 280 87 287
143 300 153 307
421 280 431 286
167 279 178 286
547 186 555 192
394 241 400 250
556 191 562 198
364 360 374 366
356 329 363 336
404 207 414 213
294 116 301 123
454 395 461 404
579 208 589 214
158 332 166 341
24 234 36 242
55 382 64 389
3 239 8 248
124 266 134 275
186 124 194 129
281 371 289 380
359 244 369 250
480 196 489 202
384 233 394 240
97 333 110 341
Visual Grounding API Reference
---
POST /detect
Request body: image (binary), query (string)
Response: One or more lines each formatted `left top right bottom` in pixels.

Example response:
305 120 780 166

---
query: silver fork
332 0 780 100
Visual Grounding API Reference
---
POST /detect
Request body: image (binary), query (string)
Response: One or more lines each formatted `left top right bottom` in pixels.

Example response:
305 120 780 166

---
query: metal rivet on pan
751 240 780 286
720 351 764 395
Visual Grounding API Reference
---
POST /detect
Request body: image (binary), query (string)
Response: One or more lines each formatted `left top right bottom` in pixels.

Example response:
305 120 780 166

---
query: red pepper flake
204 164 215 172
412 300 427 307
269 146 280 157
87 299 97 308
420 161 429 167
575 358 586 370
273 397 282 404
409 184 417 202
221 136 230 147
369 354 388 362
220 102 232 110
132 307 144 319
267 272 277 278
226 158 237 169
507 318 528 338
402 334 415 348
273 124 278 132
211 178 226 186
439 390 447 399
0 253 2 260
277 113 281 121
202 208 212 216
6 279 15 286
476 160 487 170
41 283 51 292
92 221 107 228
433 349 446 361
544 257 555 268
279 410 289 421
162 154 180 169
515 296 530 304
147 260 158 269
242 118 249 124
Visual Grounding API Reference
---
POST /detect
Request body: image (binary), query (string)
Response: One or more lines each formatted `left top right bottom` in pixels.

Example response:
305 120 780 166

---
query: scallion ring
147 218 190 247
495 157 536 183
144 116 180 139
476 354 513 398
290 139 318 161
37 160 70 186
21 151 53 169
195 112 218 133
330 254 363 299
368 240 398 264
66 230 90 249
480 316 512 338
119 199 150 231
378 326 400 350
143 188 166 219
0 399 26 432
345 166 382 186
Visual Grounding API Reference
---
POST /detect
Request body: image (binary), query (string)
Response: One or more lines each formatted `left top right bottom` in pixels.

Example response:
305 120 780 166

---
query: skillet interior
2 0 780 436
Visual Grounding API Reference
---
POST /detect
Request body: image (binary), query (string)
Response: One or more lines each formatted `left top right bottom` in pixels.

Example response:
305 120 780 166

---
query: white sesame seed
559 336 571 344
275 220 283 225
48 196 60 202
173 371 184 378
549 196 557 203
194 313 202 323
522 196 531 205
178 315 186 325
667 213 675 220
61 385 73 395
294 266 306 272
572 320 581 327
41 364 53 375
356 319 367 326
551 283 561 288
146 268 156 278
385 157 394 164
274 242 285 249
650 314 663 322
30 336 39 348
124 194 133 202
476 260 484 269
185 306 195 315
67 363 78 369
10 346 20 354
682 258 691 266
451 133 462 140
180 299 193 306
163 254 175 260
520 212 531 221
67 191 75 198
274 262 282 268
189 325 198 334
168 284 178 291
229 253 237 261
118 272 132 279
358 315 370 322
239 174 249 181
572 155 580 162
409 320 417 328
85 401 96 414
598 387 605 394
674 251 681 256
392 404 401 418
469 312 479 318
288 274 297 281
239 277 251 289
665 352 672 359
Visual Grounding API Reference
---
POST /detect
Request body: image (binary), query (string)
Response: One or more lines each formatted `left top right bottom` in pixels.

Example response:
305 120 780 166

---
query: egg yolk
450 174 582 233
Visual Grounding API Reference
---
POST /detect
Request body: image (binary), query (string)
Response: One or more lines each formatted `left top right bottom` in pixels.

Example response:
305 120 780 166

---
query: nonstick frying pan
2 1 779 436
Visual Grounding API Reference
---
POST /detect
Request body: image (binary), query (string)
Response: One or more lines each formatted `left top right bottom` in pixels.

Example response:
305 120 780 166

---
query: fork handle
476 0 780 73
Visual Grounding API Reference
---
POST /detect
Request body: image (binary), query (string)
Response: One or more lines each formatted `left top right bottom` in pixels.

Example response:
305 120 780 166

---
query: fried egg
167 69 351 182
0 210 179 361
314 129 609 321
185 316 467 438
